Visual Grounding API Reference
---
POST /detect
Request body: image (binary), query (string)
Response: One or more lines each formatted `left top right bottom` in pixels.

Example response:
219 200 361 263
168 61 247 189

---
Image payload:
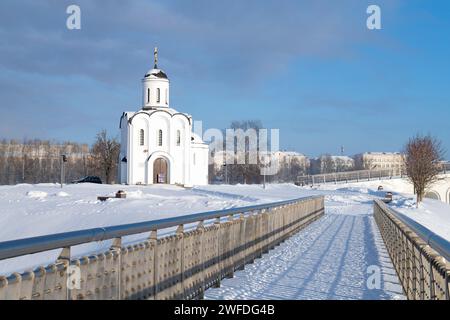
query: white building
311 155 355 174
118 48 208 186
354 152 405 175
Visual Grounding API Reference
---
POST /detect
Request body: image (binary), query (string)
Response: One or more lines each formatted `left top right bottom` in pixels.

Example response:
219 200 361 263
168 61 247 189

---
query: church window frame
158 129 163 146
165 89 168 105
147 88 150 104
176 130 181 146
139 129 145 146
157 88 161 103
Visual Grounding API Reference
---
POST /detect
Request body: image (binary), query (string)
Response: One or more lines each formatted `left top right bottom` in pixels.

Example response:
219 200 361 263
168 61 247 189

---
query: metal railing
374 200 450 300
0 195 325 300
297 165 450 186
297 169 404 186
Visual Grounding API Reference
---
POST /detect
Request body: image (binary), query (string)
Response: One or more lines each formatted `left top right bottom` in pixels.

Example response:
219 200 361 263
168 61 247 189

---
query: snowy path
205 195 405 300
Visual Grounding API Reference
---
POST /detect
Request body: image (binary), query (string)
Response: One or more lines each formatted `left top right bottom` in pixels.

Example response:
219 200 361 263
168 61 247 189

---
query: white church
118 48 209 186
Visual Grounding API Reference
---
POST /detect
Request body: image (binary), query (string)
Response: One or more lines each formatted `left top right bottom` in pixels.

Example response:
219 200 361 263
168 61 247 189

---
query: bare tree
404 134 445 206
322 154 335 174
91 130 120 184
226 120 263 184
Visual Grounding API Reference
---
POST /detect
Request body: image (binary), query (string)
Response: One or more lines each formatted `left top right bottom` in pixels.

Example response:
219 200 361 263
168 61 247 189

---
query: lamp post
260 153 267 190
60 154 68 188
223 163 228 184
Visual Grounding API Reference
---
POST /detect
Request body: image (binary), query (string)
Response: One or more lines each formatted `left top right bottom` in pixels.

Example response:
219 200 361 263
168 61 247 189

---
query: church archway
424 191 441 201
146 151 174 185
153 157 168 184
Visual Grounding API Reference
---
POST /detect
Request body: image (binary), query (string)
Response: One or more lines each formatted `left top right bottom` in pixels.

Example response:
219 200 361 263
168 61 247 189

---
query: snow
391 197 450 241
0 178 448 300
205 193 404 300
26 190 48 199
310 178 450 241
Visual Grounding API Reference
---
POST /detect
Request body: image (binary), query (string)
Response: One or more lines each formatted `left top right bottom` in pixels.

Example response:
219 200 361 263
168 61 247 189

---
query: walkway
205 194 405 300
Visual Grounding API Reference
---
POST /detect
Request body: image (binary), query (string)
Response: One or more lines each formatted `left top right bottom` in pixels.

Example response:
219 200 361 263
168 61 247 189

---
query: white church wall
142 78 169 109
129 115 150 185
171 116 189 185
190 143 209 185
118 114 131 184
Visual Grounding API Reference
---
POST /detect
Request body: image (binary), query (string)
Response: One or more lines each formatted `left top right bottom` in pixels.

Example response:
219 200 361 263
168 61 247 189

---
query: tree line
0 130 119 185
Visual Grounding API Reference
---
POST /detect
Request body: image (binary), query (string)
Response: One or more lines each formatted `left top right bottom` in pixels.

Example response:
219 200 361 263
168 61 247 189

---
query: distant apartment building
353 152 405 175
210 150 309 183
212 150 308 170
310 155 355 174
272 151 310 171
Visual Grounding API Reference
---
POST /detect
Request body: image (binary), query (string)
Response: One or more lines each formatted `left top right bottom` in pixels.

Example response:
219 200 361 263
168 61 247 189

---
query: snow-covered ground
0 178 448 298
0 183 319 275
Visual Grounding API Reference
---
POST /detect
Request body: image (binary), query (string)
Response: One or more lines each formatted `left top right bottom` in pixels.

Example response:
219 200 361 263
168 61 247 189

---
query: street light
60 154 68 188
260 153 269 189
223 163 228 185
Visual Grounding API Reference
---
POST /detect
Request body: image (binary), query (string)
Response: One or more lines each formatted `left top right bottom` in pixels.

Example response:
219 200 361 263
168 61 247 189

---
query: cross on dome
154 47 158 69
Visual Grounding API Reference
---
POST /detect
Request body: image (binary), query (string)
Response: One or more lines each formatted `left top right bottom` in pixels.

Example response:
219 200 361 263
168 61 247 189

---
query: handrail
374 199 450 261
0 195 321 261
297 166 449 185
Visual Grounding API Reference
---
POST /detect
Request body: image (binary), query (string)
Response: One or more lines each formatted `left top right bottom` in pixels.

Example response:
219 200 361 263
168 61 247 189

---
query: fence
0 195 324 300
296 169 403 186
297 163 450 187
374 200 450 300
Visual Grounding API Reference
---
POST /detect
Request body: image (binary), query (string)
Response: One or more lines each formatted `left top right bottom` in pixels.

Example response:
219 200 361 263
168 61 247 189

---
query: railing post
56 247 71 300
236 213 246 271
110 237 122 300
196 221 205 299
149 230 157 299
429 258 436 300
176 224 184 299
226 214 235 279
445 270 449 300
213 217 221 288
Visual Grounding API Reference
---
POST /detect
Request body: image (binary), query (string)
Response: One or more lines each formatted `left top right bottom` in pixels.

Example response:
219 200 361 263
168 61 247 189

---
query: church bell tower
142 47 170 110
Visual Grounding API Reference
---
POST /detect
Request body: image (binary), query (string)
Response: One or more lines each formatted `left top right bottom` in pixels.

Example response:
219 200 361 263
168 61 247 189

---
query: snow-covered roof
364 152 402 155
144 68 168 79
330 155 354 161
191 133 204 144
273 151 306 157
284 151 305 157
126 108 191 118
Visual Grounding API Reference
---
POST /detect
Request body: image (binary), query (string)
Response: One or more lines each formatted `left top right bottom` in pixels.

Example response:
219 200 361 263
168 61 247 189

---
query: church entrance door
153 158 168 184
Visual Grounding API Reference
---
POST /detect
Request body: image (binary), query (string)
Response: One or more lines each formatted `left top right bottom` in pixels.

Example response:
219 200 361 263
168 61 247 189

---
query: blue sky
0 0 449 158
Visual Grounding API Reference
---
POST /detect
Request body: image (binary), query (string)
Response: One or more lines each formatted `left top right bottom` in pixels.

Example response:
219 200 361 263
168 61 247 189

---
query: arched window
158 129 163 146
139 129 144 146
156 88 160 103
147 89 150 103
165 89 168 105
176 130 181 146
